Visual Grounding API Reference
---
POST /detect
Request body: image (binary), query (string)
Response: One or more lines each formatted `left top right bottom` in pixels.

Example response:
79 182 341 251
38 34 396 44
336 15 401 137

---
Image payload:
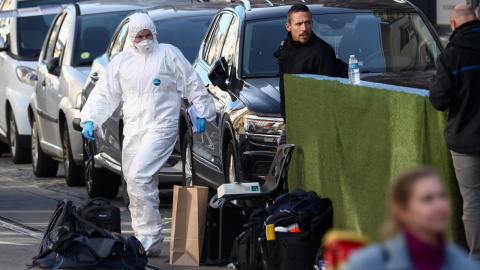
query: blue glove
82 121 95 140
196 118 206 133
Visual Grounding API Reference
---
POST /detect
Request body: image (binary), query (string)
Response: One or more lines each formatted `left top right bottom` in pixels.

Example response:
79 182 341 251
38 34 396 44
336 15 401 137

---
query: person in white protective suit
80 13 215 256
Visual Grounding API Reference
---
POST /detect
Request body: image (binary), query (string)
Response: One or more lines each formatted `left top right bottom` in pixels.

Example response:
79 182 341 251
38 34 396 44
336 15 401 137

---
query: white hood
128 13 158 53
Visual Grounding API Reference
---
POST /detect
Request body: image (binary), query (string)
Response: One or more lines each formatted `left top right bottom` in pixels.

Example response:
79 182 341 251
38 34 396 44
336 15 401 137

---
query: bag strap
83 197 111 207
72 212 111 238
38 199 74 253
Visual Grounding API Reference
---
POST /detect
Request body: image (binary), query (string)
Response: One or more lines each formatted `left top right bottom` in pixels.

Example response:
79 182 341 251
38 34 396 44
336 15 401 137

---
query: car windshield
242 12 441 77
16 0 89 58
154 15 213 63
74 11 130 66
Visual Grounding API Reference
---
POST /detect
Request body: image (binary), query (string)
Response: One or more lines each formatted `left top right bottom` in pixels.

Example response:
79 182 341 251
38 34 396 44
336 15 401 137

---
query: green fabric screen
284 74 465 244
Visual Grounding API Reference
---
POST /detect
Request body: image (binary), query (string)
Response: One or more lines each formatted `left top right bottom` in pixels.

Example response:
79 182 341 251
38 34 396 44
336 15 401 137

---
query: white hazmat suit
80 13 215 256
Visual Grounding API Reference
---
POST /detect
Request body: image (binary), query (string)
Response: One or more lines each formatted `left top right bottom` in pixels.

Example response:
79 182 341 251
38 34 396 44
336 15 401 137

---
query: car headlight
243 115 284 144
16 66 37 86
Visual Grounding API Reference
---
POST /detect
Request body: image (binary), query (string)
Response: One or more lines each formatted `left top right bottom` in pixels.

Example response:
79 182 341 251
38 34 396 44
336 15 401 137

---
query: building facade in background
410 0 477 39
411 0 477 26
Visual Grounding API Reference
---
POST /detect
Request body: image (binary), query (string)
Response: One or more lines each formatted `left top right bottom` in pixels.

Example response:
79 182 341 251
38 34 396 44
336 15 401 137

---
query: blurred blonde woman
342 167 479 270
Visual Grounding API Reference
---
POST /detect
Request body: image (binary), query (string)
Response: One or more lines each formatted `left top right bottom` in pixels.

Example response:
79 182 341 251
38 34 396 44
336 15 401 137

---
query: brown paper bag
169 185 209 266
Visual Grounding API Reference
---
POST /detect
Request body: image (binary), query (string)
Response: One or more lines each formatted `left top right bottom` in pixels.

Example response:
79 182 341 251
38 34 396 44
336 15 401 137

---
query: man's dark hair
287 4 311 23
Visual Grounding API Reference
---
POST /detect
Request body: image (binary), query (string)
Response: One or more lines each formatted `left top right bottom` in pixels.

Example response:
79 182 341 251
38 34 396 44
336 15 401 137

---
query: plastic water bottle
348 55 360 85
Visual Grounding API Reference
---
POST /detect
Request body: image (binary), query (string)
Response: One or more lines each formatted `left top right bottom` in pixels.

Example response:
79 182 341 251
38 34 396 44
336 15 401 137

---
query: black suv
180 0 442 189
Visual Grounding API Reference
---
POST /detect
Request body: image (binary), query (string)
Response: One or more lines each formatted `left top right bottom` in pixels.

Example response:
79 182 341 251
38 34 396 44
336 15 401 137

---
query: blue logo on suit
153 78 161 86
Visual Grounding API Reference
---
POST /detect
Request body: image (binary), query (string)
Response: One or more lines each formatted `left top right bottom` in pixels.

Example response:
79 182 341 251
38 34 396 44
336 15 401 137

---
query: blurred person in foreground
342 167 479 270
429 4 480 261
80 13 215 256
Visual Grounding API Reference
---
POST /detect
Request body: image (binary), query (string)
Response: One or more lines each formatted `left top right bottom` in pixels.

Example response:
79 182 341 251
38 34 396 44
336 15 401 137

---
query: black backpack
79 197 121 233
229 207 269 270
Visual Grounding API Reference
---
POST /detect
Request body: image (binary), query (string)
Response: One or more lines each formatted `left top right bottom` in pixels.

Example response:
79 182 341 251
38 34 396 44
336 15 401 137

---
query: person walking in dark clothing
429 4 480 262
274 4 347 145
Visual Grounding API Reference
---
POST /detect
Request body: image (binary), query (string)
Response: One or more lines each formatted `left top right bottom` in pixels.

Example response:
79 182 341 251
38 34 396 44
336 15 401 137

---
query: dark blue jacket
429 20 480 154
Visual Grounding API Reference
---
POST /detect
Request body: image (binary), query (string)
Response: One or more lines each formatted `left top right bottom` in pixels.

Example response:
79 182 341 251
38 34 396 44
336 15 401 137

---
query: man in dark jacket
429 4 480 261
274 4 347 144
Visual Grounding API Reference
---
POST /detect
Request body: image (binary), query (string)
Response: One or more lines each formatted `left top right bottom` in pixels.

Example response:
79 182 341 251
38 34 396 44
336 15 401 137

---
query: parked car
28 0 161 187
0 0 92 163
182 0 443 190
77 3 226 201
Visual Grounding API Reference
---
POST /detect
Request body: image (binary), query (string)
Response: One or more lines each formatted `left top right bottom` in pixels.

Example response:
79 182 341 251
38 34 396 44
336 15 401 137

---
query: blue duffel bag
33 231 147 269
32 200 148 269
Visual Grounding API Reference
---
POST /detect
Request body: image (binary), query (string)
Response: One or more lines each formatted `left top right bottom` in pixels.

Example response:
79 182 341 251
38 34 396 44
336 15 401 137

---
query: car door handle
41 81 46 87
89 72 99 81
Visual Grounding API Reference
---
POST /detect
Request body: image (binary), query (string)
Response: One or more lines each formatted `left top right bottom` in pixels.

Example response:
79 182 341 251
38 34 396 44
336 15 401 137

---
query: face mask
135 39 154 54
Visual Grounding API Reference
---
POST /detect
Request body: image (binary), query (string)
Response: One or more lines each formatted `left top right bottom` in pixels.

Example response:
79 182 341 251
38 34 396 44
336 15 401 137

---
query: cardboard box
217 182 261 198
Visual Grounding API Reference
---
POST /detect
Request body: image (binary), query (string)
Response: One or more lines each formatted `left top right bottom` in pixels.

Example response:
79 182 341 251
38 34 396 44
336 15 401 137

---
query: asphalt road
0 154 227 270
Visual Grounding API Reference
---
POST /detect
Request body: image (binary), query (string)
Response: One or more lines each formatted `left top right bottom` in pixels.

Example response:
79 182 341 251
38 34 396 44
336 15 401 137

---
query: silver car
0 0 90 164
28 1 159 187
78 3 225 202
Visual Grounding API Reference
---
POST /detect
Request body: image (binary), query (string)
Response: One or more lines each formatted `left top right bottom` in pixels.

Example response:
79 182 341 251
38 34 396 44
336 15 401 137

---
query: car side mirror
0 36 6 52
208 57 229 90
72 118 82 132
46 57 60 76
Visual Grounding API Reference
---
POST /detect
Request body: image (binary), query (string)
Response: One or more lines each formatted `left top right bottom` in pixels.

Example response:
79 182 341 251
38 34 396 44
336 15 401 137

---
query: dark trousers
451 151 480 262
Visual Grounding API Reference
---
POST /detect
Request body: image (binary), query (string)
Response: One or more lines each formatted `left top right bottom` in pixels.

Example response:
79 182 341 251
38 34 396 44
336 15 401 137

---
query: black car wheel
63 123 84 186
121 170 129 207
31 118 58 177
182 132 195 186
9 109 30 164
83 138 119 199
225 139 245 206
225 139 239 184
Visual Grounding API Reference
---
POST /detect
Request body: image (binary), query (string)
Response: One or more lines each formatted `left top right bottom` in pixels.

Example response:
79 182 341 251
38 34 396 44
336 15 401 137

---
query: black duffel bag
230 189 333 270
261 190 333 270
32 200 147 269
260 216 330 270
35 232 147 269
